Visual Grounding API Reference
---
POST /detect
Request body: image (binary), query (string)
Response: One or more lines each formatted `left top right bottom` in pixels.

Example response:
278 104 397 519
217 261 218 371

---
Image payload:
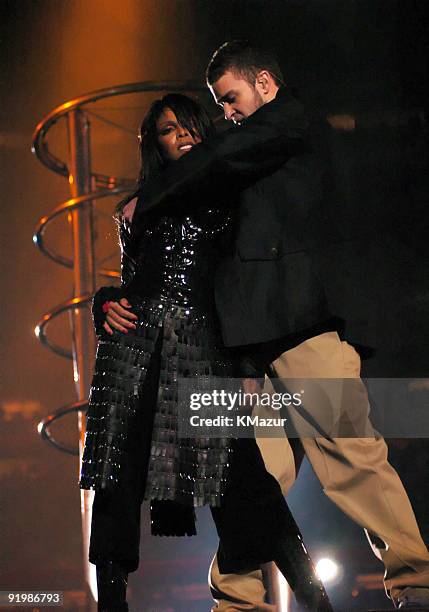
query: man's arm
133 90 308 224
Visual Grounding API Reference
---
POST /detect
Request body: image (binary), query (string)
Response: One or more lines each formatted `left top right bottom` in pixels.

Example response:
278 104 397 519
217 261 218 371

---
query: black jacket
133 88 374 349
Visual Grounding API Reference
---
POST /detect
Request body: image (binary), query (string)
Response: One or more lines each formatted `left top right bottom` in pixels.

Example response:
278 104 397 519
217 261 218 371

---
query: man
124 41 429 610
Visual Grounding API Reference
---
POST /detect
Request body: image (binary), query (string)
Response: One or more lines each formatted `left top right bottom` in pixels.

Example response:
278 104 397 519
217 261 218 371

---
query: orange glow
327 114 356 131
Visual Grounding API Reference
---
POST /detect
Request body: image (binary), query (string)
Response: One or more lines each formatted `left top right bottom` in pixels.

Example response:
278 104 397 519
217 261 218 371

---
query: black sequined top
121 204 232 321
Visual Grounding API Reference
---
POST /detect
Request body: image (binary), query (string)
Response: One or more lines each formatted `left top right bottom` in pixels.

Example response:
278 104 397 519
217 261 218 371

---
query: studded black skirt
79 298 235 510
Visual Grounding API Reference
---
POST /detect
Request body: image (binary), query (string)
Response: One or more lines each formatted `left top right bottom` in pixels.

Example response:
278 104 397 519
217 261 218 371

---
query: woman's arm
133 90 308 223
91 286 128 336
92 198 139 335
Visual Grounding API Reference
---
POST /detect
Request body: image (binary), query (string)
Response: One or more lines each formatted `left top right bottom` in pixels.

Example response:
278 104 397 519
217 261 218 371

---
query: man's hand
103 298 138 335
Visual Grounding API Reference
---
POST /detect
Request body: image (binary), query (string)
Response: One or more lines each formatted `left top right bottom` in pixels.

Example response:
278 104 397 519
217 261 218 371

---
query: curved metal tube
38 399 88 455
33 186 128 268
99 267 120 279
35 294 93 359
32 80 204 175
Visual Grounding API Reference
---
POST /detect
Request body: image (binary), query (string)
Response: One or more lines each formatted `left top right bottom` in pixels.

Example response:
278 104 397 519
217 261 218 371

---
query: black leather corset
120 207 231 319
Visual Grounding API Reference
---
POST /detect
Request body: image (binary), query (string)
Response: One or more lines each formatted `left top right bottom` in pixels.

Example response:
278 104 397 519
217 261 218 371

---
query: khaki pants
210 556 276 612
210 332 429 610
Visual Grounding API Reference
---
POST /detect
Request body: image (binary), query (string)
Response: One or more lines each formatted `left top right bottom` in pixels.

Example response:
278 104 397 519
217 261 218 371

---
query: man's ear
256 70 276 97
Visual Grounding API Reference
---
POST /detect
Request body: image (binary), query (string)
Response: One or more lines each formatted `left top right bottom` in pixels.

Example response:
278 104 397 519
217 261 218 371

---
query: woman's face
156 107 202 162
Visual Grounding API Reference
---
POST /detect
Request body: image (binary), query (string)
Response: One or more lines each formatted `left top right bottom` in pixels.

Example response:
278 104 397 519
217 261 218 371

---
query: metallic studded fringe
79 300 235 508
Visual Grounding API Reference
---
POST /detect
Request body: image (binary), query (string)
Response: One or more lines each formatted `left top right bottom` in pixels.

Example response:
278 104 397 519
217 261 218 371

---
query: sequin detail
80 208 235 508
125 207 232 322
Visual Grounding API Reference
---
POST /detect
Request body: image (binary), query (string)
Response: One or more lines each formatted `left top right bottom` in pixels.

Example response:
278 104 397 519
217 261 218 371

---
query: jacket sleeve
92 285 126 337
133 91 308 223
91 219 134 337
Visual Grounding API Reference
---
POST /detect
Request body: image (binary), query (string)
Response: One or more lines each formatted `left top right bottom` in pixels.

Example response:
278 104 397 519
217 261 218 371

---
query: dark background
1 1 429 610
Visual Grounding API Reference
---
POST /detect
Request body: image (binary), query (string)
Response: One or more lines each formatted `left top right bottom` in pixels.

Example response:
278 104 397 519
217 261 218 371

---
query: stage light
316 558 340 583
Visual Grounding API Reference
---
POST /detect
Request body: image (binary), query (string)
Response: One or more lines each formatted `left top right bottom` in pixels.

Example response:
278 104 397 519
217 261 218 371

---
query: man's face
209 70 264 125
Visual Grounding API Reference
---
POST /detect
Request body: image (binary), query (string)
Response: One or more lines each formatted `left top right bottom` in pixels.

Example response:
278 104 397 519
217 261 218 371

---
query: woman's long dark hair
116 93 215 216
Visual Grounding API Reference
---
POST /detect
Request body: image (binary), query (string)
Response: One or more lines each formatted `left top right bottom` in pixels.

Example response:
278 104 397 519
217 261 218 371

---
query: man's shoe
96 560 129 611
394 587 429 609
274 534 334 611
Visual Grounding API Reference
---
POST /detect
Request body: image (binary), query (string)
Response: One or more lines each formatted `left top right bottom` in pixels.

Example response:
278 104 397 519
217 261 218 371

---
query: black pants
89 328 163 573
211 437 301 574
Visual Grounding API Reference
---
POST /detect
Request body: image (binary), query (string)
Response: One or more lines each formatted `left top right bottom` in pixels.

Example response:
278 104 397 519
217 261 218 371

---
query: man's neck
263 85 280 105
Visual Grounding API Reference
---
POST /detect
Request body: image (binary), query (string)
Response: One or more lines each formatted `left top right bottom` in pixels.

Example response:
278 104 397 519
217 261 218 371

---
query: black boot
274 534 334 611
96 561 129 611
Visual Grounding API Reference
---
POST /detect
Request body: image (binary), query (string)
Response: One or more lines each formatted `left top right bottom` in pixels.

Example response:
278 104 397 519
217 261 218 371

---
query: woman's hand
103 298 138 335
243 378 263 395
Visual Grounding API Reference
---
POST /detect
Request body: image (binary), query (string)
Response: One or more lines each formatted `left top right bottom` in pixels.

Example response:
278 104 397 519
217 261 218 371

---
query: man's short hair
206 40 284 87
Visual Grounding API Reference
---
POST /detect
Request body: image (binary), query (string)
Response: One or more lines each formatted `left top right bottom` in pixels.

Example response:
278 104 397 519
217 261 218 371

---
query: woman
80 94 332 612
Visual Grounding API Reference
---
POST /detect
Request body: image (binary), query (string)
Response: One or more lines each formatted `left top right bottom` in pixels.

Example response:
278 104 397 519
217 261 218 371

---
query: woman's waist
121 295 217 334
125 281 215 314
